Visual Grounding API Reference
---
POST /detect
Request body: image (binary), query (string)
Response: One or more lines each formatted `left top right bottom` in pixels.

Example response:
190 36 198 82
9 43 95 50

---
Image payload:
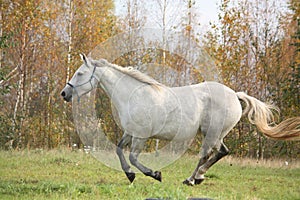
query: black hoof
182 179 194 186
154 171 162 182
194 178 205 185
125 172 135 183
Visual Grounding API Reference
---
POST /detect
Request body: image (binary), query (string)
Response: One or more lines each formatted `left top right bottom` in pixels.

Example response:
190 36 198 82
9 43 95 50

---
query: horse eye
77 72 84 76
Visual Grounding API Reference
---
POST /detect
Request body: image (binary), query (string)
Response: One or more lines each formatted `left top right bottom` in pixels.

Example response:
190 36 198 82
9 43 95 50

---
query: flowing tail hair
236 92 300 141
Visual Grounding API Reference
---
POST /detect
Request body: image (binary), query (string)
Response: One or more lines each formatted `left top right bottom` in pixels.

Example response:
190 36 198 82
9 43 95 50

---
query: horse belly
151 105 202 141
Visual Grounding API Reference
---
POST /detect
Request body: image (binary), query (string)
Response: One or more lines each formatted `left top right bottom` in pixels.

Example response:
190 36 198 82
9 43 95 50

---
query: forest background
0 0 299 159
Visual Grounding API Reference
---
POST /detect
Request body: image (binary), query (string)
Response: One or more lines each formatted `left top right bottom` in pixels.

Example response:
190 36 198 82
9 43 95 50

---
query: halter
67 65 98 102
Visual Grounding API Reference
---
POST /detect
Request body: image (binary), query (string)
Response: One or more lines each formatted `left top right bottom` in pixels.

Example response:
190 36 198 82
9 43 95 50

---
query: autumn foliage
0 0 299 158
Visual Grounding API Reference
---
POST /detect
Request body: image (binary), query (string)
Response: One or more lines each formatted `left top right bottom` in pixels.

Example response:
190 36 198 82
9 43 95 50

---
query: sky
190 0 219 25
114 0 219 31
113 0 291 41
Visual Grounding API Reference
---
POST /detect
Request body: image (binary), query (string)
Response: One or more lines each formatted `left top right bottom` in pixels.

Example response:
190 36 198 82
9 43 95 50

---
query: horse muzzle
61 86 73 102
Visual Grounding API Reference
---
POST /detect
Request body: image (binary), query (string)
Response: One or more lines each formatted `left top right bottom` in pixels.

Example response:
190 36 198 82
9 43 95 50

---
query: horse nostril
61 91 66 97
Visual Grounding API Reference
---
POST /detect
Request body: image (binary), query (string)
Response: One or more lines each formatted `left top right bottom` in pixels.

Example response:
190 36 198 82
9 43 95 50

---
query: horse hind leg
189 117 239 186
184 88 242 186
129 137 162 182
182 139 215 186
183 107 228 186
116 133 135 183
193 103 242 185
194 142 229 184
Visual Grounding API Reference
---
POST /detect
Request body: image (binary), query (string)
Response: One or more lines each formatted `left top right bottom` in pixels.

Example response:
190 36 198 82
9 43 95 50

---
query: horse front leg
116 133 135 183
129 137 162 182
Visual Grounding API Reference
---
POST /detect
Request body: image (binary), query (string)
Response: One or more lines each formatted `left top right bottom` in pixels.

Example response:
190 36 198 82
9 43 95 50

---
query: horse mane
92 59 163 89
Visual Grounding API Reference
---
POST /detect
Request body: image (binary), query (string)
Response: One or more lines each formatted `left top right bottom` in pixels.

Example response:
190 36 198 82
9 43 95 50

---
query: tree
0 0 117 149
204 0 300 158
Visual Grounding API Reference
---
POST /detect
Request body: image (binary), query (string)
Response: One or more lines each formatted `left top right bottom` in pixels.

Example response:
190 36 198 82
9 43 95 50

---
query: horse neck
94 66 145 104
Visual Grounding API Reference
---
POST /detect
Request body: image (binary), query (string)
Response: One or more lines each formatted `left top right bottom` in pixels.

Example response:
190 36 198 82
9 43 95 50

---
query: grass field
0 149 299 200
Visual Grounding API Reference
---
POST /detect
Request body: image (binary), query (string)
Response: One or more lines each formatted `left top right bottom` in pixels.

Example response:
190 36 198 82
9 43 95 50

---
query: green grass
0 149 299 200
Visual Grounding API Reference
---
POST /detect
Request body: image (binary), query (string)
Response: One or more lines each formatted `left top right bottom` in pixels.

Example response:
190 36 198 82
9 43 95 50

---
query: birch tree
205 0 299 158
0 0 116 149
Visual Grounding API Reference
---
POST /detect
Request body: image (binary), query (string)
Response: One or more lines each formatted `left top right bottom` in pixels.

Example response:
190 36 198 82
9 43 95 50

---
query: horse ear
79 53 91 68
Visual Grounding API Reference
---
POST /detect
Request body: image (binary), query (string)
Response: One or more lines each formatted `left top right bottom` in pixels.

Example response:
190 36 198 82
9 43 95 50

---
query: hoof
183 179 194 186
194 178 205 185
125 172 135 183
154 171 162 182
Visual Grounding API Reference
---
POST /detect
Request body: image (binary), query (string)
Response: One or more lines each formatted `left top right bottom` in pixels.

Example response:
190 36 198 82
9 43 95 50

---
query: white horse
61 54 300 185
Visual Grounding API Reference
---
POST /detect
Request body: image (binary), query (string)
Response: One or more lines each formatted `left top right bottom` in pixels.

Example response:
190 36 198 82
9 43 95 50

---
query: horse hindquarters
183 83 243 185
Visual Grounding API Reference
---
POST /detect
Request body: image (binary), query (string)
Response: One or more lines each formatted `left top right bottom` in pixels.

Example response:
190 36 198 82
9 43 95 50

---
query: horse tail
236 92 300 141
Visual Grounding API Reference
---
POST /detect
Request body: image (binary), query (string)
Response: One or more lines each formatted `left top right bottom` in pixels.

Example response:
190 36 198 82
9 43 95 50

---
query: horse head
61 54 98 102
